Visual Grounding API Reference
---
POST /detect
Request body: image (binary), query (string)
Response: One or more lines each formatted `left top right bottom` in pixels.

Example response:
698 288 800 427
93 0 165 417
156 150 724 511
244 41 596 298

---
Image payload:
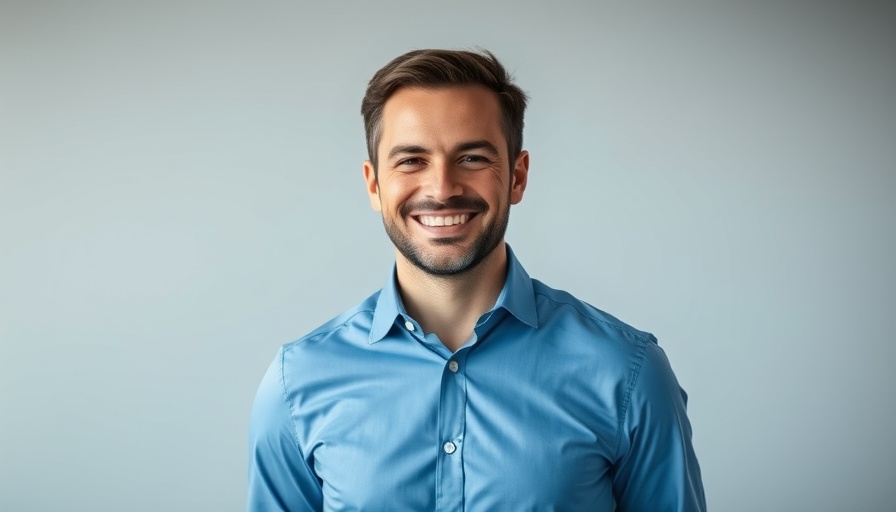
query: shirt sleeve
611 341 706 512
247 347 323 512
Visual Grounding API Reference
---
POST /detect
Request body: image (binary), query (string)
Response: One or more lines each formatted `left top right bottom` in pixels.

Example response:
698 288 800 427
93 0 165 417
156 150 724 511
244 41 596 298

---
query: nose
425 160 463 202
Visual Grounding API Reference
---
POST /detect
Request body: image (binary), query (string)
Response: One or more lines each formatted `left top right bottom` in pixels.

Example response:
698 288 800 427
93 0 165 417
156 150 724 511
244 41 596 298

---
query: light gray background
1 1 894 510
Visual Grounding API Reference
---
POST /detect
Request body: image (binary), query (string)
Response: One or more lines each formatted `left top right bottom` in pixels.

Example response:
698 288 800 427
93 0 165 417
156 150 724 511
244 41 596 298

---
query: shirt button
443 441 456 454
404 320 415 332
448 360 459 373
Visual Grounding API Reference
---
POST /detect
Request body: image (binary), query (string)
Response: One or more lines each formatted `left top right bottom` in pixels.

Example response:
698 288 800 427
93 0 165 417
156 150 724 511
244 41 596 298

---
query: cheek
380 183 413 213
478 178 510 201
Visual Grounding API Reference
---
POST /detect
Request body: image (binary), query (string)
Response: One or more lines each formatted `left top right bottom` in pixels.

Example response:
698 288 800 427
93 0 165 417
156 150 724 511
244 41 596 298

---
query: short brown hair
361 48 528 171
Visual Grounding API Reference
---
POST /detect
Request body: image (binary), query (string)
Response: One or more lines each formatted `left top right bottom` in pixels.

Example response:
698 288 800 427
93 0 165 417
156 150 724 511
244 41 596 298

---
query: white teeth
420 214 469 227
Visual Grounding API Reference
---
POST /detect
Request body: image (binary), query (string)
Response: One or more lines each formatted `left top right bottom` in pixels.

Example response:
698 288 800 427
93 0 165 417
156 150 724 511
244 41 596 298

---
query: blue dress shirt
248 248 705 511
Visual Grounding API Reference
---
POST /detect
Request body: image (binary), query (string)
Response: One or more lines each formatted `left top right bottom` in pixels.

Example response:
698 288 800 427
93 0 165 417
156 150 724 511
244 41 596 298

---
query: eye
396 157 425 168
459 155 491 169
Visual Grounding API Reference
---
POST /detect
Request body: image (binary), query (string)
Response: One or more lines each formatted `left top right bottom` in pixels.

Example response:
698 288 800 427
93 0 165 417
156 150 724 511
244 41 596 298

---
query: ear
509 150 529 205
363 160 382 212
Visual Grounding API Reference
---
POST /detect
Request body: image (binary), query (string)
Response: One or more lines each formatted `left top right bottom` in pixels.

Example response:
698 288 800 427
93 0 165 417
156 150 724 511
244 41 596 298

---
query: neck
395 242 508 352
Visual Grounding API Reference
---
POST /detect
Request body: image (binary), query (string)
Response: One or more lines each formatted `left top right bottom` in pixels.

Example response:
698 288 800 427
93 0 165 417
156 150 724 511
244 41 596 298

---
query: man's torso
280 278 653 511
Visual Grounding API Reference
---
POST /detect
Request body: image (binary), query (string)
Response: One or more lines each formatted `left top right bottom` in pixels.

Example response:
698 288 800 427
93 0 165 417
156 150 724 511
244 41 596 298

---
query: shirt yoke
531 278 657 346
283 291 380 351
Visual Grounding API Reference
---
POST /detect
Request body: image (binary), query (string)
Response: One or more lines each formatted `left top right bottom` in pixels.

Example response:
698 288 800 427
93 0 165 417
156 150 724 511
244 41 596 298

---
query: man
248 49 705 511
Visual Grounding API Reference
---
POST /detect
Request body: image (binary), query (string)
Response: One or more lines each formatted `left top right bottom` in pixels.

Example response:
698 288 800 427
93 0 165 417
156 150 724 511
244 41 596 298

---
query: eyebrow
387 145 429 160
387 140 500 160
455 140 500 157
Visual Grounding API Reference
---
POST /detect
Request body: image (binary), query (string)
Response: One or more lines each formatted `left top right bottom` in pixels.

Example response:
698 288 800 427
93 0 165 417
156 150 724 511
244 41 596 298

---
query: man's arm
611 342 706 512
247 348 323 512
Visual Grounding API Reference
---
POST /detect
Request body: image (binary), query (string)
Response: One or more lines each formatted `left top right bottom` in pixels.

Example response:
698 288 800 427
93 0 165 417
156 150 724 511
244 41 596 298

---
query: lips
403 197 486 234
418 214 470 227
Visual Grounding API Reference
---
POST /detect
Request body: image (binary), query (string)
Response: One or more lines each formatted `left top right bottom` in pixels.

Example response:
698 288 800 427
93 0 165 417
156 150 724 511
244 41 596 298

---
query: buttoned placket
400 312 505 511
435 338 471 512
400 315 471 511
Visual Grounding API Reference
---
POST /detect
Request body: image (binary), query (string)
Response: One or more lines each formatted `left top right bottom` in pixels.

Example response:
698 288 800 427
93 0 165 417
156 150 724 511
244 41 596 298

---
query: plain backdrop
1 1 894 510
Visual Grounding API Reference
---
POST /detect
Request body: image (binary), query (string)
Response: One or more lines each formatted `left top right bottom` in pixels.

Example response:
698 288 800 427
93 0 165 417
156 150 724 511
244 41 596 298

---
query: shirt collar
494 245 539 329
368 245 538 344
368 266 408 344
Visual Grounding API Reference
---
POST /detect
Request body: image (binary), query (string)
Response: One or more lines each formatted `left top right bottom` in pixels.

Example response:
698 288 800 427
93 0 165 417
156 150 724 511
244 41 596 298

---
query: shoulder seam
277 347 303 450
614 340 649 460
277 347 322 485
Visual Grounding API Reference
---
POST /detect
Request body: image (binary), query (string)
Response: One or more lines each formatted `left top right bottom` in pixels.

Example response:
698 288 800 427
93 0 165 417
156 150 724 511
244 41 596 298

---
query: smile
417 214 471 227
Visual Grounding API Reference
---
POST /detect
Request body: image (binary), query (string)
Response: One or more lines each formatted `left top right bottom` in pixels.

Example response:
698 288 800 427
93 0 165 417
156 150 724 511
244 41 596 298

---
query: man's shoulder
283 290 381 352
530 278 657 347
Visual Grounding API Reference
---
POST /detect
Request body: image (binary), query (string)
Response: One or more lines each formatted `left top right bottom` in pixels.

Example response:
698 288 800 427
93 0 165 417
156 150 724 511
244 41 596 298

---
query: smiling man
248 49 705 511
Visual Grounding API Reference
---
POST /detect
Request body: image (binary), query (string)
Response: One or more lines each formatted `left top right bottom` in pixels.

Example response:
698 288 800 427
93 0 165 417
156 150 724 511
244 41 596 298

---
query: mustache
400 196 489 216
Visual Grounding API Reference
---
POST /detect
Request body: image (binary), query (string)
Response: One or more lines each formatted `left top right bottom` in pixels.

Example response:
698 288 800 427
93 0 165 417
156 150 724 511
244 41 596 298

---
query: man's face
364 85 528 276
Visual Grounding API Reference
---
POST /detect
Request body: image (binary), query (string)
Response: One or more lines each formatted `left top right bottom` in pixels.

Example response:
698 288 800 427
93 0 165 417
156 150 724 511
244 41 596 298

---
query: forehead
379 85 505 154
